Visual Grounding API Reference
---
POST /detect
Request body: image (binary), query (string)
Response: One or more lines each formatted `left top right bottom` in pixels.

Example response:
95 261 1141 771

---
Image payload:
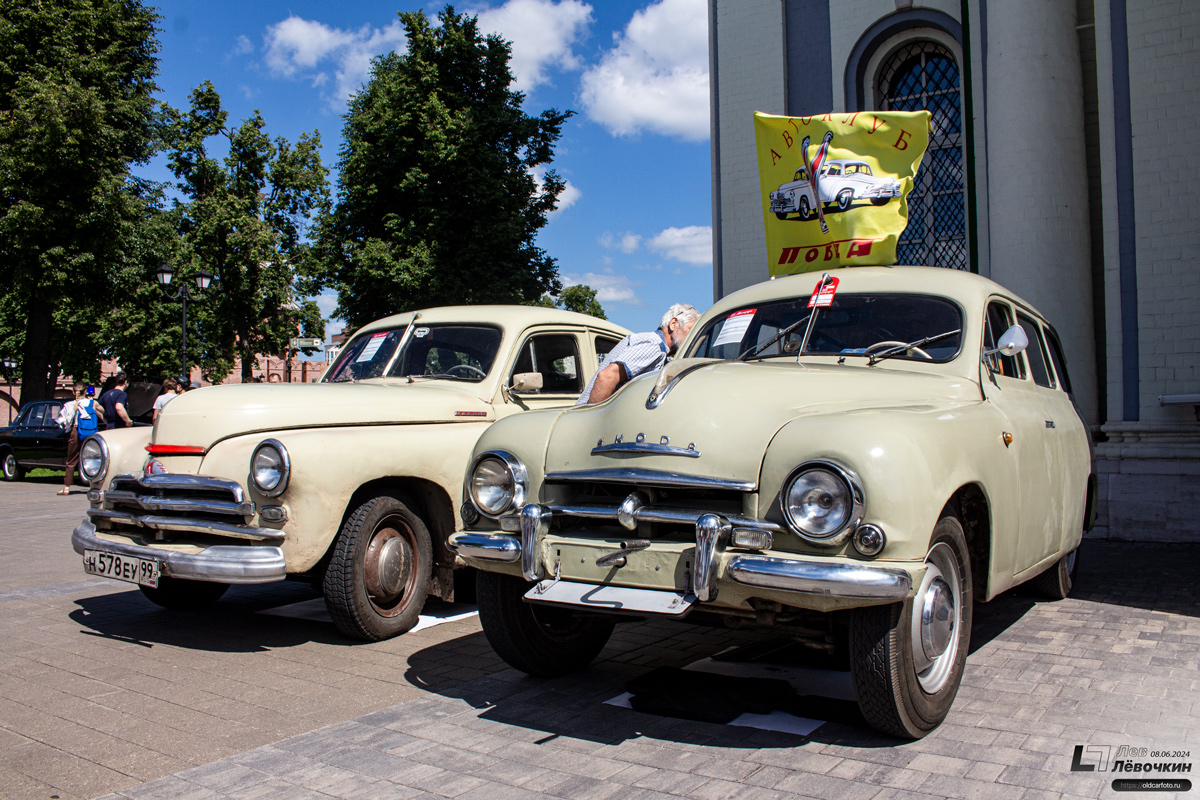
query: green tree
0 0 161 402
165 82 328 381
531 284 607 319
308 8 571 330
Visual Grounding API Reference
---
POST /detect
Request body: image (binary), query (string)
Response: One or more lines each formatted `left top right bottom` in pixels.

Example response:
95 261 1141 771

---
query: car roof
348 305 630 342
703 266 1047 325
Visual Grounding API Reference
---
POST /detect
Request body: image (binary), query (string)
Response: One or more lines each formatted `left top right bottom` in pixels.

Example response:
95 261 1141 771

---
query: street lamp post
155 264 214 383
1 358 16 424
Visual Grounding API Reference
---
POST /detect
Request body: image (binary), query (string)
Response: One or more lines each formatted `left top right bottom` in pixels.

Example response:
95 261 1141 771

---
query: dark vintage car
0 400 68 480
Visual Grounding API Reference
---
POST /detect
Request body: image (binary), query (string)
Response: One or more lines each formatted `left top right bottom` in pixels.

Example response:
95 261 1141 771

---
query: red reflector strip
454 411 488 417
145 444 207 455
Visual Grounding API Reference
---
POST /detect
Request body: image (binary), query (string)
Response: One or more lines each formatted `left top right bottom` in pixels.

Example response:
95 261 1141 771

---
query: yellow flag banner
754 110 930 275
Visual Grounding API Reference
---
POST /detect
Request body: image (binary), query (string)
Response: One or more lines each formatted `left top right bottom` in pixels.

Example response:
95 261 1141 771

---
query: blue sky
139 0 715 340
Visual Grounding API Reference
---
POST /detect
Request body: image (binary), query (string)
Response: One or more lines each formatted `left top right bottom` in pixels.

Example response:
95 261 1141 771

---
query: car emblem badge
144 459 167 476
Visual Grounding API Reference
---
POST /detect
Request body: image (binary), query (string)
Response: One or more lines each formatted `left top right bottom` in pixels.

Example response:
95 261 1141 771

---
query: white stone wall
711 0 785 296
1127 0 1200 422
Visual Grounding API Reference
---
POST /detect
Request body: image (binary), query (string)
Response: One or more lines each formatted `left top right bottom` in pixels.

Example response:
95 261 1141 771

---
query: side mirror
984 324 1028 358
510 372 543 393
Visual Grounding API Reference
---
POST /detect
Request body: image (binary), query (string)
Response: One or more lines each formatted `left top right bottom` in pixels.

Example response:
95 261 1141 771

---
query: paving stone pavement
1 480 1197 800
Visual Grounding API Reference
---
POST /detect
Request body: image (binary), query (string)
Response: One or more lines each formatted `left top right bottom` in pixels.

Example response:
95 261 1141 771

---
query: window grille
876 41 967 270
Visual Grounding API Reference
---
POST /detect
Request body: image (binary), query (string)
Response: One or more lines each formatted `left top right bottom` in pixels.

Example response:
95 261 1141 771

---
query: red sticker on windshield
808 276 839 308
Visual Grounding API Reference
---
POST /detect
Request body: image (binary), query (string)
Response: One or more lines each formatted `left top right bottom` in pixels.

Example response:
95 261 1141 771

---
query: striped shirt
577 330 669 405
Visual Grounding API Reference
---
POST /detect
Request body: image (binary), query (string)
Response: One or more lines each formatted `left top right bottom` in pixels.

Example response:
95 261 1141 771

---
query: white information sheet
356 332 388 362
713 308 757 347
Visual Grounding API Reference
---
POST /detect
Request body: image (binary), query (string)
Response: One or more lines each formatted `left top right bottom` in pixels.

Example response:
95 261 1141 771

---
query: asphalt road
1 477 1197 800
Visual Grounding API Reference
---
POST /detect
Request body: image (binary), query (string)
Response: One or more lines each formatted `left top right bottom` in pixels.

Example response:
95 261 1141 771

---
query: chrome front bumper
73 520 286 584
450 504 914 607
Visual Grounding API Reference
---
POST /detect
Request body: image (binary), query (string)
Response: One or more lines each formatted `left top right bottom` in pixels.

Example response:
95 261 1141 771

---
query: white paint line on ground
257 597 478 632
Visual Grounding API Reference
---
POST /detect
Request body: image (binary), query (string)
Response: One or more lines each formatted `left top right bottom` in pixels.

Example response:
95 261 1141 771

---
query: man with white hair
577 302 700 405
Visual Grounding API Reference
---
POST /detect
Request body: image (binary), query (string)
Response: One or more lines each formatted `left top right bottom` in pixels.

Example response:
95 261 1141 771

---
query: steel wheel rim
3 453 15 477
910 541 962 693
363 516 419 617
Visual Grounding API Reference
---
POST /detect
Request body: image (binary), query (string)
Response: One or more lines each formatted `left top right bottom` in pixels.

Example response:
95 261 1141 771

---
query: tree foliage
531 284 607 319
0 0 161 401
164 82 328 381
308 8 571 330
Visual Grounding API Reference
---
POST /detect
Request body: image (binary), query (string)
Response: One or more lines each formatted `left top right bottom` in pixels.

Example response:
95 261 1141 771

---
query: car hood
543 358 980 487
153 380 493 450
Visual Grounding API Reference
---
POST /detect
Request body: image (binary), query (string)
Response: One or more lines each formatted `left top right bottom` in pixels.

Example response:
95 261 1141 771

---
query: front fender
94 427 152 488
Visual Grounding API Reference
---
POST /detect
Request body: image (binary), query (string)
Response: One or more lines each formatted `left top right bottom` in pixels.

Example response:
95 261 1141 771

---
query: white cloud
263 16 407 109
232 35 254 56
562 270 641 304
578 0 709 140
647 225 712 265
471 0 593 92
529 166 581 214
599 231 642 253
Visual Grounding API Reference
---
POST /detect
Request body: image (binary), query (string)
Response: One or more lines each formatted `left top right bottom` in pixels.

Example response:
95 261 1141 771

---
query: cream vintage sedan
451 266 1094 738
72 306 629 640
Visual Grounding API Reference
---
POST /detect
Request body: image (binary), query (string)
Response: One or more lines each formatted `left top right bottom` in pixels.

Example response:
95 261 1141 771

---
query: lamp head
154 263 174 287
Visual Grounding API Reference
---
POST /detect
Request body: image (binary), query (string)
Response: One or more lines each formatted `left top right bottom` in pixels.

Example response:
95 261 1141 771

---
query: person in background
268 373 282 383
576 303 700 405
58 383 103 494
152 377 183 421
98 372 132 429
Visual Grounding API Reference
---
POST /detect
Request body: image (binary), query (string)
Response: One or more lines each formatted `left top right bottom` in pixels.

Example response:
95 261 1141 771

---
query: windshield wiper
736 312 813 362
867 329 962 366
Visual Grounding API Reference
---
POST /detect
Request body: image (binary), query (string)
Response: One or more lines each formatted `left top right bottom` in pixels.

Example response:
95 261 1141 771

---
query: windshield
688 293 963 362
324 324 503 383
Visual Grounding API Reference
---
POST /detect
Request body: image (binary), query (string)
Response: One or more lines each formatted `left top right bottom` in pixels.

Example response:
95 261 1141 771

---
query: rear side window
1016 313 1053 388
596 336 620 365
1044 327 1073 395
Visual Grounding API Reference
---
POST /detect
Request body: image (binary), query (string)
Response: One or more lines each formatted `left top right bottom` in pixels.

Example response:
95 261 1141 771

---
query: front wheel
324 494 432 641
140 576 229 610
798 195 813 221
1033 545 1080 599
849 514 973 738
2 451 23 481
477 571 615 677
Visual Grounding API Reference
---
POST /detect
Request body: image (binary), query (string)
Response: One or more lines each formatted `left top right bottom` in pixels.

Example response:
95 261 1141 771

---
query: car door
980 300 1059 575
10 404 46 463
1036 321 1092 555
36 402 68 467
503 330 588 414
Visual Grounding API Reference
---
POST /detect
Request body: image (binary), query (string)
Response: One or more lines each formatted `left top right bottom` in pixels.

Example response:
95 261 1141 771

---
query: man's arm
584 362 628 404
116 402 132 426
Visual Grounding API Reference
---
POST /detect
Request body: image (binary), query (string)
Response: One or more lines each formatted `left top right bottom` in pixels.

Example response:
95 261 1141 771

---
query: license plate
83 550 161 588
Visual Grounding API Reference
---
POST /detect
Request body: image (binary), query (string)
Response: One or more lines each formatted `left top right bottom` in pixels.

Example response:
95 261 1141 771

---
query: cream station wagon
71 306 629 641
452 266 1094 739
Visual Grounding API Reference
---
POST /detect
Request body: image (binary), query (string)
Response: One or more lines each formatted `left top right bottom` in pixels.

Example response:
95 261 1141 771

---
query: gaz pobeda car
71 306 629 640
769 159 903 220
451 266 1094 738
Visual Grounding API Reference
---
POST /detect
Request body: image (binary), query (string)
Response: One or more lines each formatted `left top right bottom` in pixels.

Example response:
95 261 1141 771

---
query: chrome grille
89 473 281 542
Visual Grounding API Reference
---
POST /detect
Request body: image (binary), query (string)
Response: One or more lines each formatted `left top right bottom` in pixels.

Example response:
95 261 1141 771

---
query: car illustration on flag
769 158 903 221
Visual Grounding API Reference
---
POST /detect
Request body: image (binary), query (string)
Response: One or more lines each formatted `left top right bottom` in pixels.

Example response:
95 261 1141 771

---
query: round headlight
469 451 527 517
251 439 290 496
782 462 863 543
79 436 108 482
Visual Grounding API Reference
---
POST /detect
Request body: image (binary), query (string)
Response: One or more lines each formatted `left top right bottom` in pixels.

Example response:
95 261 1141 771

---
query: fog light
853 524 886 557
731 528 773 550
460 501 480 526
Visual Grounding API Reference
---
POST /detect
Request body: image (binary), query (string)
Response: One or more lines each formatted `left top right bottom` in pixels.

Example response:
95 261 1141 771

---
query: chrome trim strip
104 491 255 516
85 509 285 542
546 502 781 532
591 441 701 458
727 555 913 600
449 532 522 562
110 473 247 504
520 504 551 581
646 362 718 409
72 521 286 584
545 468 755 492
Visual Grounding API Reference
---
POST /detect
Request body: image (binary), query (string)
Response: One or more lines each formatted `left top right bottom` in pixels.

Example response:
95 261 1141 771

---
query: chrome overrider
71 521 286 584
451 501 914 606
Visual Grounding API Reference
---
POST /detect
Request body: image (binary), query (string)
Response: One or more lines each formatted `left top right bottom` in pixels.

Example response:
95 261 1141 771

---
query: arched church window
876 41 967 270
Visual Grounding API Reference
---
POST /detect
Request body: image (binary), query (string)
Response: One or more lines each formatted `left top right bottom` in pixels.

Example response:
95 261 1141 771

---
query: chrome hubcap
364 523 413 611
910 541 962 693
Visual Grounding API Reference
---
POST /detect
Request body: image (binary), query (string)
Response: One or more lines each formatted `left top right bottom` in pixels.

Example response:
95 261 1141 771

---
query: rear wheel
2 451 23 481
1033 545 1080 599
140 577 229 610
871 197 890 206
477 570 615 677
324 495 432 641
837 188 853 210
849 514 972 738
